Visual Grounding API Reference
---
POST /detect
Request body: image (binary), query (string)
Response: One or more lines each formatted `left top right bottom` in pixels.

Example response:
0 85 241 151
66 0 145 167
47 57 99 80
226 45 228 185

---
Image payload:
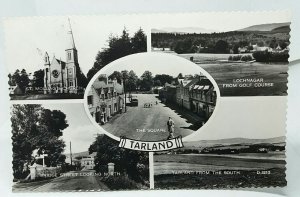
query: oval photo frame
84 52 220 142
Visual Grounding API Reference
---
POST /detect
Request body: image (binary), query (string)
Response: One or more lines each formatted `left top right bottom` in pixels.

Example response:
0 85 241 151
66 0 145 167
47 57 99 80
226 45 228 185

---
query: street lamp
123 78 127 112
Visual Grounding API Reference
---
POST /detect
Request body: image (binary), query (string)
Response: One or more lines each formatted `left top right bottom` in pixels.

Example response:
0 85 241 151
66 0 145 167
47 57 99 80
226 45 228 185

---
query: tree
11 105 68 179
127 70 138 92
177 73 183 79
279 42 288 50
19 69 30 92
9 69 29 93
76 66 88 89
233 44 240 54
153 79 162 87
140 71 153 91
131 28 147 53
87 28 147 81
32 69 44 89
89 134 149 183
109 71 123 84
214 40 229 53
153 74 174 86
174 39 194 54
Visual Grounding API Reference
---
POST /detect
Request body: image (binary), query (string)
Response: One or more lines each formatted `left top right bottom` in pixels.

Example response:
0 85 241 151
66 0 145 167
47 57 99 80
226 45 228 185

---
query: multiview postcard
4 11 290 192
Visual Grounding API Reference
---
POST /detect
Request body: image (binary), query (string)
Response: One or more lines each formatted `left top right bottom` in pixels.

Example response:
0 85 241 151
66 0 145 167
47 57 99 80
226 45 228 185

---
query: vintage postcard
5 11 290 192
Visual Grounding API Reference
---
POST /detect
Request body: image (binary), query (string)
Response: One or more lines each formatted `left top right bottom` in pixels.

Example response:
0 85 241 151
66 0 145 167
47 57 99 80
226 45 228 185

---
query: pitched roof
56 59 66 68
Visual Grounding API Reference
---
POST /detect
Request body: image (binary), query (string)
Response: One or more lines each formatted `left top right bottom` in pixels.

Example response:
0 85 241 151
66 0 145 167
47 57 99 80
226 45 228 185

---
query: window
88 95 93 105
69 81 73 87
68 52 72 60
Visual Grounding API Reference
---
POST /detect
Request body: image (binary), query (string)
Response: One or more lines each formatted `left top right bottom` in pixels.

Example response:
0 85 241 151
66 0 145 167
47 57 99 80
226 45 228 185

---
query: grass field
179 53 288 96
154 168 286 189
154 153 286 189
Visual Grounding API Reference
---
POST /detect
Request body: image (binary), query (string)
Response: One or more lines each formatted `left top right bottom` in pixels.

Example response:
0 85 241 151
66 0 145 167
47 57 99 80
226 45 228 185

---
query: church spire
67 18 76 49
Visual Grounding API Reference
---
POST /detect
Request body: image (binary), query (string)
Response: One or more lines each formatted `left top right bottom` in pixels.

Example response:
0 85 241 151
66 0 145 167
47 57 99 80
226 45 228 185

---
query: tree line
152 30 289 54
108 70 183 92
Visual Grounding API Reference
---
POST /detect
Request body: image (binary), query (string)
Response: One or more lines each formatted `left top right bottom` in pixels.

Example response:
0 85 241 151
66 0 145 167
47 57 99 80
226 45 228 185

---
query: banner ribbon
119 136 184 152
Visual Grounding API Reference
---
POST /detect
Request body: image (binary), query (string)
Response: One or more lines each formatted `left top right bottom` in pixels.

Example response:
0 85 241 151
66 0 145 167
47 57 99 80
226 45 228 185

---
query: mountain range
152 22 290 34
184 136 285 148
237 22 291 32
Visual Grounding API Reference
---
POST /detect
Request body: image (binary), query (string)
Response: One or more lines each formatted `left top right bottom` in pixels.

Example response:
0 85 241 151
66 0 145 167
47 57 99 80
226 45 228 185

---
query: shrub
252 51 270 62
241 55 253 62
102 175 142 190
253 51 289 62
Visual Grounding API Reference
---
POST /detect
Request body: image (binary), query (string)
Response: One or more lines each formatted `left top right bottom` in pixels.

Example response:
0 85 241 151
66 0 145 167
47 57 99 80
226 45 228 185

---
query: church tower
43 52 50 94
65 19 78 93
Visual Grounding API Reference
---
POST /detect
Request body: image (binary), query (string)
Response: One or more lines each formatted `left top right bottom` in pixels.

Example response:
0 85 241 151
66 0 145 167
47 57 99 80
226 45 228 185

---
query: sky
41 103 101 154
4 15 149 75
4 11 291 76
95 52 209 78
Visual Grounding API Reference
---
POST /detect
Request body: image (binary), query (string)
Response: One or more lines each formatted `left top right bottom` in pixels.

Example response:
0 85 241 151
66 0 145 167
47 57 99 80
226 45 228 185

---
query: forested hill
237 22 290 32
151 23 290 54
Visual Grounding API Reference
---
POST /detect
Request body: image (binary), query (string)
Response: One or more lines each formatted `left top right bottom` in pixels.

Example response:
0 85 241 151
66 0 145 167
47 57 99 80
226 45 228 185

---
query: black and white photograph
154 96 287 189
84 53 219 142
11 104 149 192
151 12 290 96
5 16 147 100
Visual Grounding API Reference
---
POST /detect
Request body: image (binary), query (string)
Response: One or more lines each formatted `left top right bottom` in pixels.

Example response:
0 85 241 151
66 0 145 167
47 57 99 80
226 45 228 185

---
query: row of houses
87 75 125 125
237 43 289 54
158 74 217 120
65 152 97 170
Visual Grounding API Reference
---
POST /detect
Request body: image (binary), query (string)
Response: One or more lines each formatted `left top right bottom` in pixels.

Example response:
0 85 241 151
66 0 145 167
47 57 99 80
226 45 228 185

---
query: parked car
131 98 138 106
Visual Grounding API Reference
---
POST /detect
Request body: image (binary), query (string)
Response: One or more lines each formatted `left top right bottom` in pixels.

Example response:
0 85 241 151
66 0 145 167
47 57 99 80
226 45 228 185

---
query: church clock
52 70 60 78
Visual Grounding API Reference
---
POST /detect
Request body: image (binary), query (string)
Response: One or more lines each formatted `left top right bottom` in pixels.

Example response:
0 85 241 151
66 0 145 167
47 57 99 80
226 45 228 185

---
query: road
13 170 108 192
103 94 199 141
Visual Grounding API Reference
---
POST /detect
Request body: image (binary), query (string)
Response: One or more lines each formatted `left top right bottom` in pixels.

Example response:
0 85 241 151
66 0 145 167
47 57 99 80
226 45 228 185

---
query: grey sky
184 96 287 141
41 103 101 154
150 11 291 33
96 52 208 78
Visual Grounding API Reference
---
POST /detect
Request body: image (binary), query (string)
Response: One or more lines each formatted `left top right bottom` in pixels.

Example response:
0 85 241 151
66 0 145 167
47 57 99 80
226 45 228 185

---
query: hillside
184 136 285 148
237 22 290 32
152 27 217 34
64 151 90 158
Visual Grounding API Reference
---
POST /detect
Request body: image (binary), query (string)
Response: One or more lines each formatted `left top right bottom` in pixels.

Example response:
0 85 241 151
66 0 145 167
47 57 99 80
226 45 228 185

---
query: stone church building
43 23 84 94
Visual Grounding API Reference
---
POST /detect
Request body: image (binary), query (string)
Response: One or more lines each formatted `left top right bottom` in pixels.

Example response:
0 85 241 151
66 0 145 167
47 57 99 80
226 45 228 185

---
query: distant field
154 153 285 175
154 153 286 189
179 53 233 62
154 168 286 189
178 53 288 96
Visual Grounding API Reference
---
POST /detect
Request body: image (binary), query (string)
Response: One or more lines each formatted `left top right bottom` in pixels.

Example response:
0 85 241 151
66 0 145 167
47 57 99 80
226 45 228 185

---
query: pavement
13 170 108 192
102 94 203 141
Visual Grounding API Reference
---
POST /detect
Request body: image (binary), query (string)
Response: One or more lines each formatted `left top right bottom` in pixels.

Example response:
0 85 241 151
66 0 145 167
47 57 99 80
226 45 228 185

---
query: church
43 22 85 94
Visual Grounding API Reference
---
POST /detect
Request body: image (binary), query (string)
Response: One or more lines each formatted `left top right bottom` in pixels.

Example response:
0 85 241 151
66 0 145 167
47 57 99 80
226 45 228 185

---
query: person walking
167 117 175 139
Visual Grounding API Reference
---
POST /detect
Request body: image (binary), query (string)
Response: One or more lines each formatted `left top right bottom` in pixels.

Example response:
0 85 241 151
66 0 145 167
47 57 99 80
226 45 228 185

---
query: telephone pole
70 141 73 166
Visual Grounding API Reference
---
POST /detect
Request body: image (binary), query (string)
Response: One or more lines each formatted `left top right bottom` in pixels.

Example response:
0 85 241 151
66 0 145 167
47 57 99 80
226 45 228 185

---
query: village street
13 170 108 192
102 94 203 141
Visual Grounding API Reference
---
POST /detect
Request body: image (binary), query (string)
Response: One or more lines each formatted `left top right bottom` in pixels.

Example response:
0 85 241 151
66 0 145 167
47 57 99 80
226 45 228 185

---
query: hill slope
184 136 285 148
238 22 290 32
